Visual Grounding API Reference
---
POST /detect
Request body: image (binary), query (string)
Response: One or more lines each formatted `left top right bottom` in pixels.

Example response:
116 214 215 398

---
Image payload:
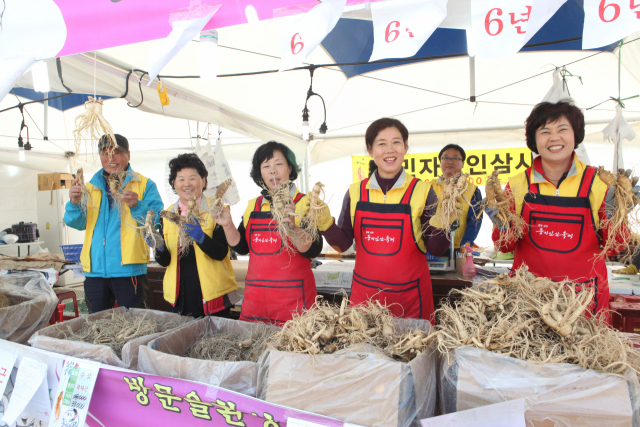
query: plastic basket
60 244 83 263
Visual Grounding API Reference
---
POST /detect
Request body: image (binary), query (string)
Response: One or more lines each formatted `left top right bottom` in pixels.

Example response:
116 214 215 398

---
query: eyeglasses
441 156 463 162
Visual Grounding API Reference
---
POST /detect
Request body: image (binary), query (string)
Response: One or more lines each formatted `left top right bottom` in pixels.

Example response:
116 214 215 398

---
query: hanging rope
93 51 97 99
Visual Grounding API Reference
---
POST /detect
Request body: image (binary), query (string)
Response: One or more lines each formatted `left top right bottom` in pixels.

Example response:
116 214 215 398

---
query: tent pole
44 93 49 141
469 57 476 102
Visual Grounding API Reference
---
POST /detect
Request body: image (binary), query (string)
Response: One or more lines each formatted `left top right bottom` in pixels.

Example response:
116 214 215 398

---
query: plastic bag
196 136 241 205
28 307 192 369
440 346 640 427
257 318 438 427
0 272 57 344
138 317 279 397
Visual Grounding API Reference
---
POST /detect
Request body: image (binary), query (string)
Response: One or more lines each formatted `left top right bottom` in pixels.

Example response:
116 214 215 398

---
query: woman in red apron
319 118 452 323
487 101 634 320
216 141 322 324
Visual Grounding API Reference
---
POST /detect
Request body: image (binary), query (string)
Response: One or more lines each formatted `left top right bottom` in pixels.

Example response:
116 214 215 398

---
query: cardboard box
441 346 638 427
257 319 438 427
38 173 74 191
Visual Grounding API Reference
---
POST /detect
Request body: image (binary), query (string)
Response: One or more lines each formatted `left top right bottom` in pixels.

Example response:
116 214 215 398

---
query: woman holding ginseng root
486 100 640 319
150 154 239 318
216 141 322 325
318 118 453 323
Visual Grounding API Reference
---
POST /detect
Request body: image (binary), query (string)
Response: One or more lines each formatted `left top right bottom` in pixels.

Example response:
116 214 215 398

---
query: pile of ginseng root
269 296 431 363
186 323 277 363
63 311 188 358
596 167 639 262
427 266 640 379
0 291 11 308
482 169 527 249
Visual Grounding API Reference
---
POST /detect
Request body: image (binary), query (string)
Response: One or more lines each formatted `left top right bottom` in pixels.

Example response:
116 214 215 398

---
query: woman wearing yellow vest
487 101 637 319
216 141 322 325
320 118 452 322
150 154 238 318
430 144 483 251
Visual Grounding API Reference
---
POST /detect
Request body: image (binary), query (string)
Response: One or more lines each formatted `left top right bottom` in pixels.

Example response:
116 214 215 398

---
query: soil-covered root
268 182 306 253
425 265 640 380
208 179 233 220
106 170 128 213
481 169 528 250
269 295 431 363
186 323 277 362
63 311 188 358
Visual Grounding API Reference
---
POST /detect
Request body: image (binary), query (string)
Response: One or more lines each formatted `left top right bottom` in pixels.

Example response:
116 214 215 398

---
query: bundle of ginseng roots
431 173 472 238
186 323 276 363
427 266 640 379
63 311 187 358
596 167 639 262
268 182 305 253
160 196 205 257
482 169 527 249
269 296 431 363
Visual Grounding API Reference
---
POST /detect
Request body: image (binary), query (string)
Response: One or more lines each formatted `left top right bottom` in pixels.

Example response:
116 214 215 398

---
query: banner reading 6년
352 147 534 186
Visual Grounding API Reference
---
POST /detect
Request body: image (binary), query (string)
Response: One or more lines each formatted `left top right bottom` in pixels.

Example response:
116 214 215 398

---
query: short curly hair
249 141 299 187
525 100 585 154
168 153 208 192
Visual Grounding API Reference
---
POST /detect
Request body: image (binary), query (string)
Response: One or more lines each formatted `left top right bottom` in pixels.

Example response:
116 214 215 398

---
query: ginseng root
269 182 306 253
73 97 116 162
106 170 128 212
208 179 233 219
76 168 92 215
0 292 11 309
482 169 527 250
431 173 472 238
301 182 326 242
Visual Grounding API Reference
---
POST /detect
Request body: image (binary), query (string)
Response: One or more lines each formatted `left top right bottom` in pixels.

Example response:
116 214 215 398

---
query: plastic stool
50 303 66 324
54 288 80 321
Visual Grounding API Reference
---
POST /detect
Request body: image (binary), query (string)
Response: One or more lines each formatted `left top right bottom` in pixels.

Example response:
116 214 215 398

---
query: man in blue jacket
65 134 164 313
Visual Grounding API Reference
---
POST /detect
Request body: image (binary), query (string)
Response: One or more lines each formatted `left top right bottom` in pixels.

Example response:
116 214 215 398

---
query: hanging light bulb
199 29 218 80
302 105 310 141
17 135 25 162
32 61 50 93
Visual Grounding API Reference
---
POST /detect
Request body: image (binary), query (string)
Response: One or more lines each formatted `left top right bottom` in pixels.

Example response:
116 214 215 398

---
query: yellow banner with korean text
352 147 534 186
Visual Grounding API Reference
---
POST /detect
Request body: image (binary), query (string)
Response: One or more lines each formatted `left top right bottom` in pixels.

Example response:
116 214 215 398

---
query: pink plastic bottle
462 244 477 277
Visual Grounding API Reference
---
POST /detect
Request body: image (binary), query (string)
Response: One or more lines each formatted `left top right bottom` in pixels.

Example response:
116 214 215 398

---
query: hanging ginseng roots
208 179 233 220
431 173 473 238
63 311 188 358
186 323 277 363
424 265 640 379
301 182 327 242
73 97 116 162
269 295 431 363
482 169 528 250
596 167 639 263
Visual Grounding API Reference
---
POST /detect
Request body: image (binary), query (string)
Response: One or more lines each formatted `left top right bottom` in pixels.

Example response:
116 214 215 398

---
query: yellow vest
431 178 477 249
80 172 150 272
349 172 431 253
162 197 237 304
242 189 310 228
509 158 608 229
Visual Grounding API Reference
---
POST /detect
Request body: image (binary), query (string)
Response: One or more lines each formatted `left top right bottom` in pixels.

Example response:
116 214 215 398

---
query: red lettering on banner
632 0 640 17
291 33 304 55
509 5 532 34
485 8 503 36
385 21 400 43
599 0 621 22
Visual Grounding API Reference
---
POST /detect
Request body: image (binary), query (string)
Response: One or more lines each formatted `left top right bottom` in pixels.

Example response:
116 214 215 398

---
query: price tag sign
1 357 49 426
0 349 17 399
583 0 640 48
471 0 532 58
369 0 448 62
49 358 100 427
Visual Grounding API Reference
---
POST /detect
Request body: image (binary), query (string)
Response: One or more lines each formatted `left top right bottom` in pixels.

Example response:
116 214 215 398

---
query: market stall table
0 240 44 256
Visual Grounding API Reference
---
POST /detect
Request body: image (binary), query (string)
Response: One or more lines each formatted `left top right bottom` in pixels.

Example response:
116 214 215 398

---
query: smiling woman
488 100 631 322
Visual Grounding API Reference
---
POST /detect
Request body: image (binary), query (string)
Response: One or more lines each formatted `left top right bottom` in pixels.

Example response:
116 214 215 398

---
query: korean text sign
352 147 533 186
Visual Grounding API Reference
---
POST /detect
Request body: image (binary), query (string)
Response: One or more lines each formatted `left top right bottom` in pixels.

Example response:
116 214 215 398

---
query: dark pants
84 275 148 313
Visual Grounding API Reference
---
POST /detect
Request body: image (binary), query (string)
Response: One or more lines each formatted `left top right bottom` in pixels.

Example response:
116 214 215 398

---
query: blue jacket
64 165 164 278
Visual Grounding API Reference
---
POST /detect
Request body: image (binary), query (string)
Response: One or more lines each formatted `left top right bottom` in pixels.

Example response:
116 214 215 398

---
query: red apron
240 194 317 325
351 178 435 322
513 165 609 319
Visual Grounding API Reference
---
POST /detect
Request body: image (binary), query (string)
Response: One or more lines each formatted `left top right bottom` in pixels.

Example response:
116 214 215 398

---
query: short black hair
99 134 129 152
365 118 409 178
439 144 466 161
250 141 299 187
168 153 208 192
525 100 585 154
